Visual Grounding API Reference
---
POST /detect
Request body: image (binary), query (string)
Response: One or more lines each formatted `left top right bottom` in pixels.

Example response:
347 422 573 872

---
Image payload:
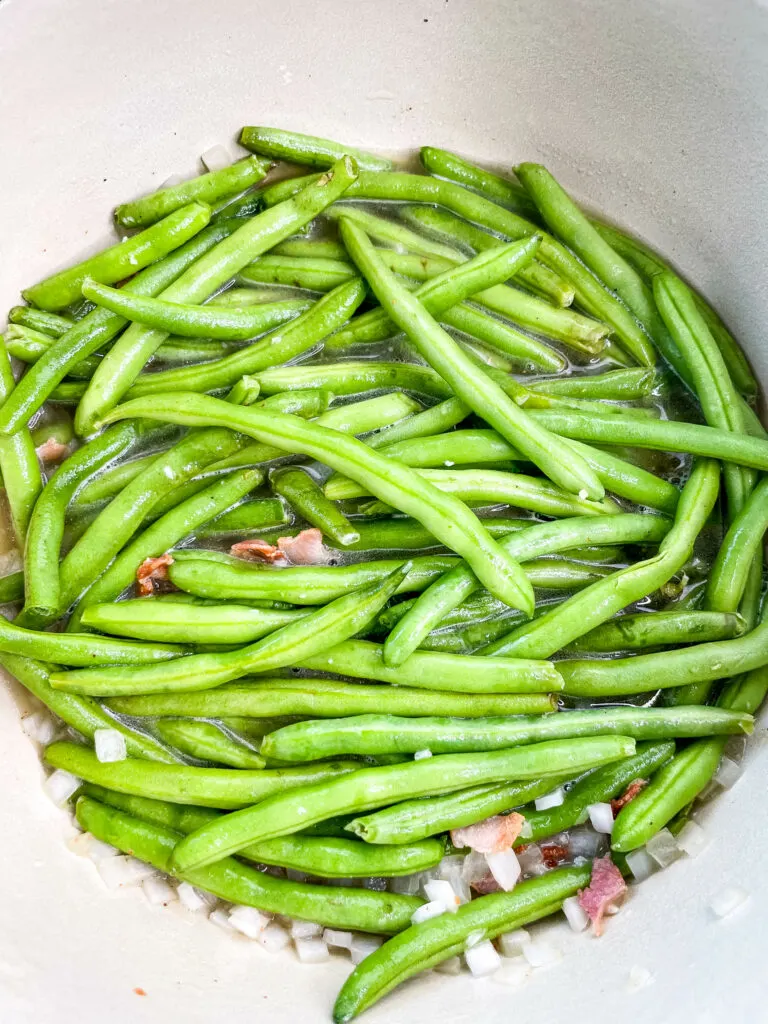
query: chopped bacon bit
470 873 502 895
136 554 174 596
611 779 648 816
36 437 70 463
230 538 287 564
277 528 332 565
578 855 627 936
451 812 525 854
541 844 569 868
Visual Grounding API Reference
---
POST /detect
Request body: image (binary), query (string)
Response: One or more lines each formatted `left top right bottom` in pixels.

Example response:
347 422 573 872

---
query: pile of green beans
3 126 768 1022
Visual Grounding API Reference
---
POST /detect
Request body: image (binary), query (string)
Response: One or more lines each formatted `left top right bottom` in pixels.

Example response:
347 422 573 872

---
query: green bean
8 306 74 337
4 325 102 378
0 653 177 761
348 776 570 845
120 279 365 398
328 466 618 517
253 360 451 398
22 202 212 311
273 238 349 260
557 615 768 697
529 368 659 401
482 460 720 659
115 156 271 227
366 398 467 449
99 394 538 614
327 202 571 306
69 468 264 628
75 159 359 435
105 680 557 720
47 741 357 809
303 516 526 552
239 126 392 171
335 864 591 1021
171 737 636 869
77 796 423 933
441 304 567 372
382 513 671 666
0 348 42 546
154 720 266 769
198 497 289 536
72 452 169 508
0 572 24 604
706 478 768 613
0 615 188 665
20 422 140 625
2 220 237 436
270 466 359 546
515 163 674 365
592 221 758 396
420 145 539 216
51 564 412 695
568 609 747 652
239 254 356 290
260 705 749 760
81 598 305 644
82 281 313 339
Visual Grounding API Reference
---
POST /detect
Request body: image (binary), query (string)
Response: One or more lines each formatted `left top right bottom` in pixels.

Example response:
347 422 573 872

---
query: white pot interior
1 1 766 1020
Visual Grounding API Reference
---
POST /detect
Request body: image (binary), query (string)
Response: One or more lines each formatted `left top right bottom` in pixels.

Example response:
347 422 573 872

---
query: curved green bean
154 720 266 769
8 305 74 337
568 610 747 652
420 145 538 216
240 126 392 171
4 325 102 378
270 466 359 546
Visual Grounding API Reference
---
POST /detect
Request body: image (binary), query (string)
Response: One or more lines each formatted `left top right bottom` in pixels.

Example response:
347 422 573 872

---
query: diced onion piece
201 145 232 172
177 882 210 912
519 819 533 839
714 755 743 791
516 844 546 877
492 958 532 988
625 847 657 882
410 901 445 925
142 875 177 906
534 787 565 811
522 938 562 968
438 855 472 904
290 919 323 939
460 850 489 885
562 895 589 932
498 928 531 957
646 828 682 868
94 728 127 763
258 922 291 952
22 710 57 745
465 940 502 977
97 855 156 889
486 850 521 892
44 769 80 806
709 886 749 919
295 936 331 963
209 909 235 932
323 928 354 950
229 905 270 938
627 965 654 992
677 820 709 858
424 879 459 913
587 802 615 834
350 934 383 964
413 749 432 760
435 956 462 976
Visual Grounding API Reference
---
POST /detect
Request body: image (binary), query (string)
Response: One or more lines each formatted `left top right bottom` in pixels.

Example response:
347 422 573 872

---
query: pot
1 0 765 1020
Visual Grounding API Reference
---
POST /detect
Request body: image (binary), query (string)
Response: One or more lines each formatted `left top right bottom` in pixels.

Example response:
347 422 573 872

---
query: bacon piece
230 538 287 564
470 873 502 895
36 437 70 463
451 812 525 854
277 528 332 565
578 855 627 936
541 844 569 868
611 779 648 816
136 554 174 596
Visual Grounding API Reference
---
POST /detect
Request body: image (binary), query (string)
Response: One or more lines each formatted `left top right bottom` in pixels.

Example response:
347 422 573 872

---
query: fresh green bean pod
154 719 266 769
0 347 43 546
0 572 24 604
253 360 451 398
272 239 349 260
76 796 423 933
347 775 571 845
366 398 467 450
295 515 527 552
0 617 186 665
46 741 358 809
706 477 768 613
50 565 412 695
0 654 177 762
115 156 271 227
8 306 74 337
198 497 289 536
333 865 591 1022
568 610 747 652
4 325 102 378
240 126 392 171
75 158 360 435
170 737 636 870
270 466 359 546
529 367 659 400
104 681 557 720
259 706 750 761
420 145 539 216
239 254 357 290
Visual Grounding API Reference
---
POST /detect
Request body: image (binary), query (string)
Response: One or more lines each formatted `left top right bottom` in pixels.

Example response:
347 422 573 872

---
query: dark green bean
198 497 289 536
240 126 392 171
270 466 359 546
0 572 24 604
568 610 747 652
170 737 636 869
